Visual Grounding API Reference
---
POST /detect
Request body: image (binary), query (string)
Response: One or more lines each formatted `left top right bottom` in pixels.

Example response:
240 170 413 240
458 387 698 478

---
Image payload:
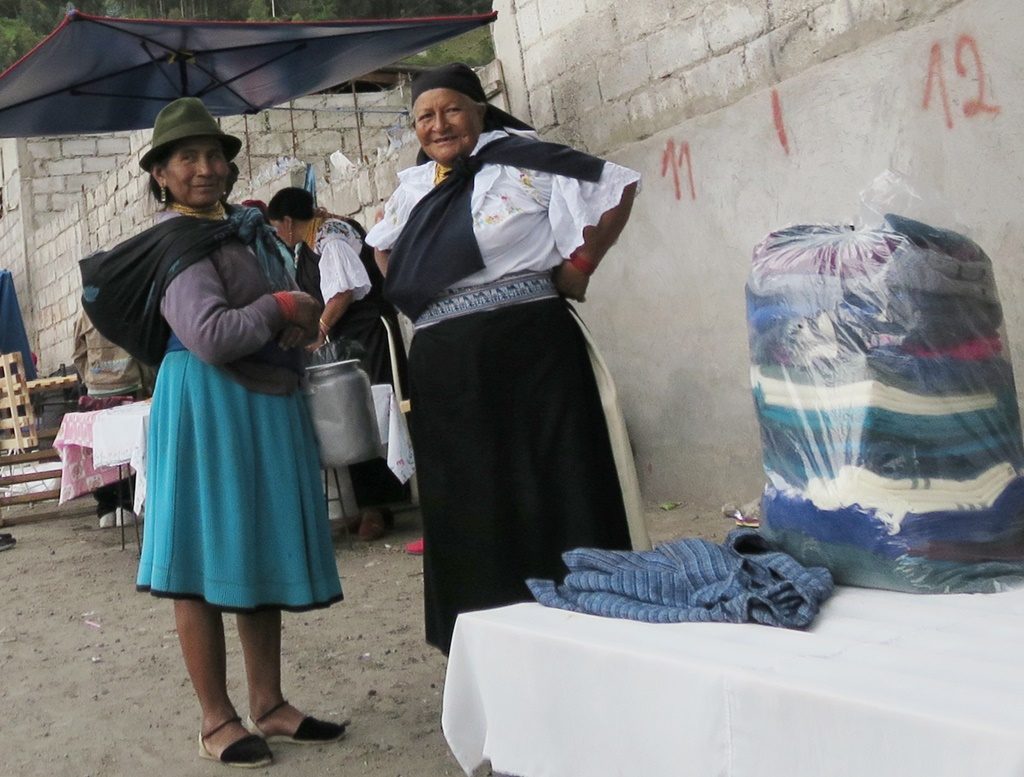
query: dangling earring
160 185 167 204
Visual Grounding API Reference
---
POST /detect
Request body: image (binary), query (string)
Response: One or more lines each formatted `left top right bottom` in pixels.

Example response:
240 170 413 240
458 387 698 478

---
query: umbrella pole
352 82 365 164
244 114 252 184
289 102 297 158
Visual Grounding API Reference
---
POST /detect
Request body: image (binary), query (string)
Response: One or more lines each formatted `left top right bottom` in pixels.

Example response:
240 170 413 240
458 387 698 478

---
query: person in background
366 63 640 655
267 187 409 541
240 198 269 219
72 309 154 528
83 97 346 768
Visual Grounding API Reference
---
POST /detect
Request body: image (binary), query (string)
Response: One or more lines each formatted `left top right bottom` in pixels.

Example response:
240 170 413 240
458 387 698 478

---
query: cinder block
96 136 132 156
682 46 749 112
742 29 784 89
251 133 294 157
883 0 960 20
647 17 711 79
523 27 574 86
579 100 631 155
537 0 587 35
577 11 618 63
550 65 603 123
626 75 690 137
27 140 61 160
703 0 769 55
513 0 541 47
82 156 119 174
44 158 84 176
62 138 98 157
769 0 824 23
289 110 316 131
528 83 558 130
598 40 651 102
32 176 66 195
314 108 356 131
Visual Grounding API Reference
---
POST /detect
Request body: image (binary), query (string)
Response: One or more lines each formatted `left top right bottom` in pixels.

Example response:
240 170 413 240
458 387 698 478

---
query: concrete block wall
30 200 87 369
23 134 135 231
11 88 420 375
493 0 963 153
222 88 410 199
493 0 1024 512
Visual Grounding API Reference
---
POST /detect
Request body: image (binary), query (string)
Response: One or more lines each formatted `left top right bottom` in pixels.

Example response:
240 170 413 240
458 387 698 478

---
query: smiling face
412 88 486 167
151 137 229 209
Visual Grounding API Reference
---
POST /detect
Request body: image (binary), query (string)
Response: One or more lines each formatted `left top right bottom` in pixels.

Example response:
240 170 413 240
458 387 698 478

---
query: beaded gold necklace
169 201 227 221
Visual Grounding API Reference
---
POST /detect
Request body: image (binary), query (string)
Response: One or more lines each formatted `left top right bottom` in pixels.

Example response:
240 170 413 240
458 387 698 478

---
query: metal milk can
304 359 384 467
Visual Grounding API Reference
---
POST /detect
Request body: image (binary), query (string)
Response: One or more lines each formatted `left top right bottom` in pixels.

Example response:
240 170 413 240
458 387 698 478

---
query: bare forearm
575 181 637 265
554 182 638 302
373 247 390 277
320 290 354 330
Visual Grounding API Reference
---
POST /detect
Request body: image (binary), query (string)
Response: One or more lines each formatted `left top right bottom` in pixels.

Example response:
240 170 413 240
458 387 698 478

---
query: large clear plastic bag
746 214 1024 592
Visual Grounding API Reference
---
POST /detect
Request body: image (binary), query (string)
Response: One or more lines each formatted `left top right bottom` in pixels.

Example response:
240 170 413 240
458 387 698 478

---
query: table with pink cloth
53 389 410 515
54 401 151 513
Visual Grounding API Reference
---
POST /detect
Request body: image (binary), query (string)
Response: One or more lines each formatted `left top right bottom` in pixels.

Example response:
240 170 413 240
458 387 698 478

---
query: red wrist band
272 291 297 321
568 252 597 276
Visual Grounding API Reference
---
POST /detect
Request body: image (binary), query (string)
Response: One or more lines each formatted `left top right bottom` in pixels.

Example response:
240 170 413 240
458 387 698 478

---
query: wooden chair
0 351 37 453
1 353 80 518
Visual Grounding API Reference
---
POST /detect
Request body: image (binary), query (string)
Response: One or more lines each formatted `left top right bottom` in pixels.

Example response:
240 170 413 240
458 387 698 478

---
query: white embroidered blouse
365 130 641 290
313 218 372 303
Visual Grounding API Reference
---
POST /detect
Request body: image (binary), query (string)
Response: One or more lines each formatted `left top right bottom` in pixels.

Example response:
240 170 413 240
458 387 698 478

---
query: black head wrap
410 62 534 134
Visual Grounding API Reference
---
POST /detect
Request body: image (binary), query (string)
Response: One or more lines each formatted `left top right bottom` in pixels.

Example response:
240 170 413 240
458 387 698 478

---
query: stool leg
332 468 354 548
117 465 126 552
324 468 352 546
128 470 141 558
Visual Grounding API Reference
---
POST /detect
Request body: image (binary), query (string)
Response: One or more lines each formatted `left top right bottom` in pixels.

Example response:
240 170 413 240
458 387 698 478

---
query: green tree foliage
0 0 493 70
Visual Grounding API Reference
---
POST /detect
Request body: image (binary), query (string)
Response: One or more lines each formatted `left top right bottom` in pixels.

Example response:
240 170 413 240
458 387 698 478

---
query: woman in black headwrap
366 63 642 654
267 187 409 538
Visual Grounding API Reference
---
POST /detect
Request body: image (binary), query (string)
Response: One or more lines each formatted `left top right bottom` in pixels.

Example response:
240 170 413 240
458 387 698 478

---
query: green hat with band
140 97 242 172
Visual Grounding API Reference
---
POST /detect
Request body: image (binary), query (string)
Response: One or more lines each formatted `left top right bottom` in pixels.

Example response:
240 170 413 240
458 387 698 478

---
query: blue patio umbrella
0 8 496 137
0 270 37 380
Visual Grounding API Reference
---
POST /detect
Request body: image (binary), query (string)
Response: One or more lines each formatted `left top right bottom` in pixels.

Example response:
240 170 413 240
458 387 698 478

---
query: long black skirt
408 297 632 654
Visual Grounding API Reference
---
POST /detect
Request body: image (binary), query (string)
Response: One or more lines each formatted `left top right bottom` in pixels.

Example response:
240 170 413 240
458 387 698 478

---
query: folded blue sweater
527 530 834 629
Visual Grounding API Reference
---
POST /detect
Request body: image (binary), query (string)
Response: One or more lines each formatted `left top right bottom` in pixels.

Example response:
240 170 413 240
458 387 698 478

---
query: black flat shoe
245 700 347 745
199 716 273 768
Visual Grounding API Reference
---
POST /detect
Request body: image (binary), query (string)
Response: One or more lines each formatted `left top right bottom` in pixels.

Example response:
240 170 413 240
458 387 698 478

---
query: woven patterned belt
414 271 558 329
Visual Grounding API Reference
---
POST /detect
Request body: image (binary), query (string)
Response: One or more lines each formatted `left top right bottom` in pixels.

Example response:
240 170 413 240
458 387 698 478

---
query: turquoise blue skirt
136 351 342 612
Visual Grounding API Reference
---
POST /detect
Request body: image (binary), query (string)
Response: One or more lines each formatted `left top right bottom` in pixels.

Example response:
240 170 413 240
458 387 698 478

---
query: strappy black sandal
244 699 347 745
199 715 273 768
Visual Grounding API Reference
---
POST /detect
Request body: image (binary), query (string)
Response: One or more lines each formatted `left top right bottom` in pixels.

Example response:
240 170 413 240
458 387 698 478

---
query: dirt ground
0 499 731 777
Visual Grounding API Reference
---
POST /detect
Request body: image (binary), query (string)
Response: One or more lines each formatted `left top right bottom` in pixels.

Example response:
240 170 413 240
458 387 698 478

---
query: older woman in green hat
82 97 347 768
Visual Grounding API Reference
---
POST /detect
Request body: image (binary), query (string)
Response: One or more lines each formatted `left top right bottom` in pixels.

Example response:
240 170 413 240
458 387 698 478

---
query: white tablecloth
80 388 412 515
91 401 151 513
442 588 1024 777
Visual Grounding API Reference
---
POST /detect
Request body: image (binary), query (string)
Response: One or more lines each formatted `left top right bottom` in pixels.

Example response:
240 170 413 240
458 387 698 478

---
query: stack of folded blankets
746 215 1024 592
